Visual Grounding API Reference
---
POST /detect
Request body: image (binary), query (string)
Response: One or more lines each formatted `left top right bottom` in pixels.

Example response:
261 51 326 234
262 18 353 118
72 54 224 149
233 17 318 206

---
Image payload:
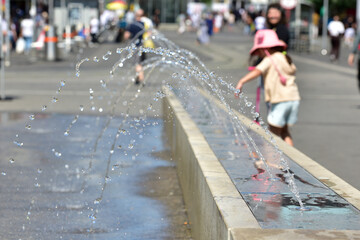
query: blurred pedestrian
327 15 345 62
213 12 223 34
235 30 300 146
196 16 210 45
20 14 34 55
347 31 360 92
254 10 266 32
90 16 100 43
266 3 289 45
176 12 186 34
152 9 161 29
344 22 356 49
123 9 146 85
205 12 214 37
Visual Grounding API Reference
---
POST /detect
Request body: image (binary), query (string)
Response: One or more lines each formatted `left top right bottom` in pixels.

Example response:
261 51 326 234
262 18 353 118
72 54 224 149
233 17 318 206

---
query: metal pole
321 0 329 55
47 0 56 61
357 0 360 33
5 0 10 66
0 0 5 100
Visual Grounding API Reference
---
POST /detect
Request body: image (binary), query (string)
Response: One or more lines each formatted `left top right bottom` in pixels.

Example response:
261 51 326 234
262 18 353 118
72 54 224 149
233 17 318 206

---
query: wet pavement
0 113 191 239
177 90 360 230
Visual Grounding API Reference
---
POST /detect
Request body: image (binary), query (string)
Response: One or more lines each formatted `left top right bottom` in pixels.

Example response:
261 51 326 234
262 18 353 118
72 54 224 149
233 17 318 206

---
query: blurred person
90 16 100 43
347 30 360 92
196 15 210 45
20 14 34 55
123 9 146 85
9 20 18 51
177 12 186 34
213 12 223 33
327 15 345 62
227 11 236 32
235 30 300 146
152 9 161 29
254 10 266 32
206 12 214 37
266 3 289 45
344 22 356 49
311 11 320 40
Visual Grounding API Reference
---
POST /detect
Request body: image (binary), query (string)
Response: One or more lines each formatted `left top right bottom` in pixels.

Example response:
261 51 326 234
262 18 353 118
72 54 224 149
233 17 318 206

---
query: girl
235 29 300 146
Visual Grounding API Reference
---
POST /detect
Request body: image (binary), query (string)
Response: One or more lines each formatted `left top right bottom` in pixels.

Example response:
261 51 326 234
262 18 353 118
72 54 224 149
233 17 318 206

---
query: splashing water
3 27 327 237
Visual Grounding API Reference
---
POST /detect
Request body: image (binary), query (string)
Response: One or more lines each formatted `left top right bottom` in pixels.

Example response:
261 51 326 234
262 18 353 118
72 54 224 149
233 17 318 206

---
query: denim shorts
267 101 300 128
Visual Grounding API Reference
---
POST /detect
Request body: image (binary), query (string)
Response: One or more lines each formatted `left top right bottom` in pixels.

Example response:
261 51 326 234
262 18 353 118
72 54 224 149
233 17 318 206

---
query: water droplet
103 51 112 60
172 73 179 78
34 183 40 188
98 108 103 113
100 80 106 88
9 158 15 164
118 145 122 149
41 105 47 111
37 168 42 174
60 80 66 87
52 149 62 157
93 56 99 62
65 164 69 169
128 144 134 149
109 149 114 154
91 106 96 111
105 176 111 182
89 88 94 94
29 115 35 120
118 62 123 67
79 105 84 111
64 130 70 136
52 97 58 103
116 48 123 54
180 75 187 81
112 164 120 170
13 140 23 147
89 213 97 222
246 102 252 107
1 172 6 176
25 125 31 130
94 198 102 204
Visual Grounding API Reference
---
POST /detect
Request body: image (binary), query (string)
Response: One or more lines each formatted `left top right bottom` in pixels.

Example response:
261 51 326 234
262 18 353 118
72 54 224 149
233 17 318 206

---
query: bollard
45 25 57 61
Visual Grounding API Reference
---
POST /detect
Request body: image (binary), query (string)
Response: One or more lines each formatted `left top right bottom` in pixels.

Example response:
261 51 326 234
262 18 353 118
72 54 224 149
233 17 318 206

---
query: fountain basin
163 87 360 240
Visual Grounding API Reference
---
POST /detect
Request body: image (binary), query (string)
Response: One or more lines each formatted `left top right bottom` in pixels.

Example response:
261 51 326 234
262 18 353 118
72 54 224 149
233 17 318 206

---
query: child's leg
281 125 293 146
269 124 294 146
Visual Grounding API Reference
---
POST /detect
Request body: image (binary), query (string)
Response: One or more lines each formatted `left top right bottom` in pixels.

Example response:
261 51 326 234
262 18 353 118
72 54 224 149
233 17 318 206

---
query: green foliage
309 0 356 13
200 0 212 5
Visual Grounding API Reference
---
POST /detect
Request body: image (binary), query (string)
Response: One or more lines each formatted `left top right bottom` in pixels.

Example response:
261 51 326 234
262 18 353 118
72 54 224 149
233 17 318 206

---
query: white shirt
21 18 34 37
254 16 266 30
327 20 345 37
90 18 100 34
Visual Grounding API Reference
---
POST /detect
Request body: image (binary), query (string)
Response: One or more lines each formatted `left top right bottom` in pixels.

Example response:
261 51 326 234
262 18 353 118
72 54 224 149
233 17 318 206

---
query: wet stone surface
0 113 191 239
178 91 360 230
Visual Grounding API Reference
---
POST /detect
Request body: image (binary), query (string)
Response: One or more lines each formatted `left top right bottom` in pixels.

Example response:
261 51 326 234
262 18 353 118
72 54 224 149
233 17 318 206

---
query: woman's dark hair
266 3 287 27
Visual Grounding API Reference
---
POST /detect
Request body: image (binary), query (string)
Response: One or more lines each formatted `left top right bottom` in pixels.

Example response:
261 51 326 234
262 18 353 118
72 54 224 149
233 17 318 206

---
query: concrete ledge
163 88 360 240
163 90 260 240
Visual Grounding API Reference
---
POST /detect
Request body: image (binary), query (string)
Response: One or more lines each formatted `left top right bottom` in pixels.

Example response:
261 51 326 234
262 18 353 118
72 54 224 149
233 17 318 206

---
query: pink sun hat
249 29 287 55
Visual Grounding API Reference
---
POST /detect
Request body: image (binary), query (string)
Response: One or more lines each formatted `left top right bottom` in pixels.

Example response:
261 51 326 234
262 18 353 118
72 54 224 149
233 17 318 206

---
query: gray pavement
0 42 192 239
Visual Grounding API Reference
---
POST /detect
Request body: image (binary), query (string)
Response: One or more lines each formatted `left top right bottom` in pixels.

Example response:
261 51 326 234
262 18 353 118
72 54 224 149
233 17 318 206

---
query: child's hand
234 82 243 98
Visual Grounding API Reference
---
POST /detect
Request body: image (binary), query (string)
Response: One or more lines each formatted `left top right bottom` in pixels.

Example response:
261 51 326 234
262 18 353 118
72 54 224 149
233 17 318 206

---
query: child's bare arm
235 69 262 97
